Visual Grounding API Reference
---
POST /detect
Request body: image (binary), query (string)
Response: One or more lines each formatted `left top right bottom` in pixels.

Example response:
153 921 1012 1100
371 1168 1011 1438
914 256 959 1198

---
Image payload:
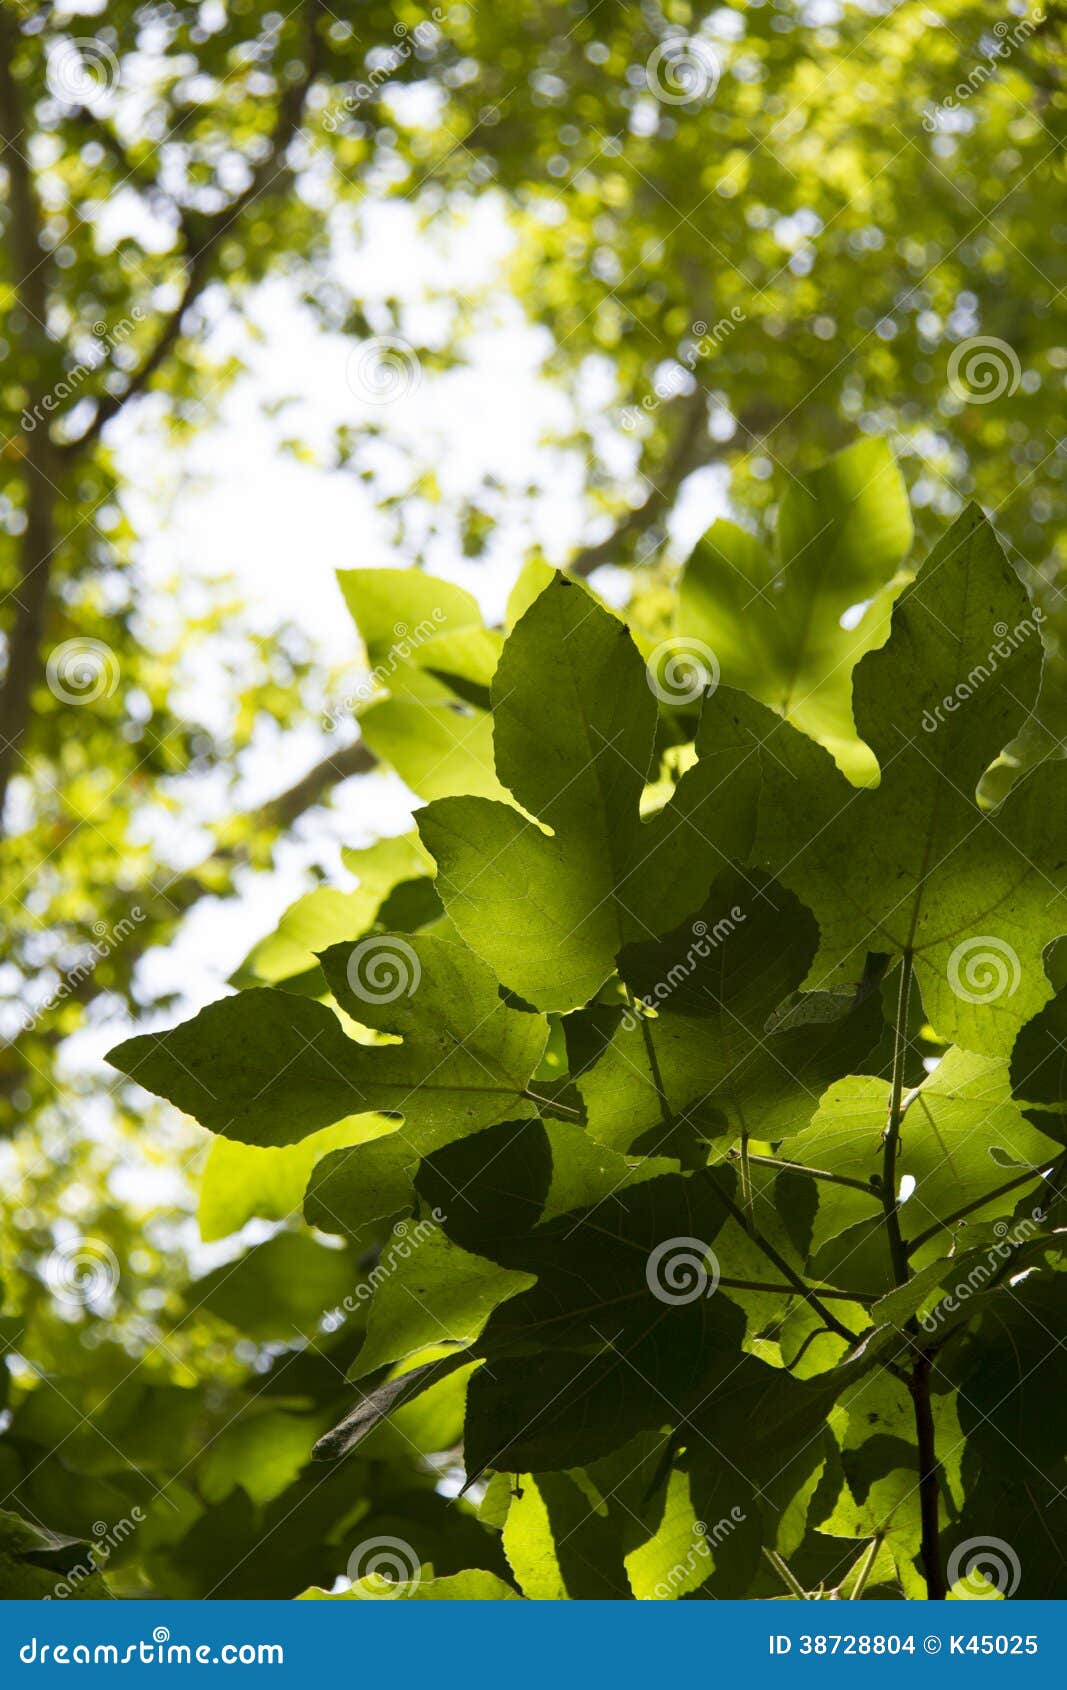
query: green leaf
301 1118 675 1412
785 1048 1060 1266
353 1225 536 1379
337 569 508 800
816 1469 926 1598
503 1472 631 1599
0 1510 109 1600
609 1447 761 1599
337 568 489 703
193 1232 355 1341
318 1116 872 1483
108 934 548 1149
316 1123 692 1469
682 1349 865 1557
414 1124 746 1474
300 1569 520 1600
419 576 760 1011
576 867 887 1157
755 505 1066 1056
303 1131 424 1237
198 1409 321 1506
945 1277 1067 1598
415 625 503 701
313 1351 475 1462
233 834 434 988
678 439 913 784
357 697 507 802
199 1116 395 1241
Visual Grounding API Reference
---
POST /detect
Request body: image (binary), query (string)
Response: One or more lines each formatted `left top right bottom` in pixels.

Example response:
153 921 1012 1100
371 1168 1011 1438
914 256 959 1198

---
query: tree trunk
0 12 55 832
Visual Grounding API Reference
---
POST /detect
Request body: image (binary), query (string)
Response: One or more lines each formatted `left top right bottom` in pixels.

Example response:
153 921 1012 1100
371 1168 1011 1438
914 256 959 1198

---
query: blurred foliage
0 0 1065 1598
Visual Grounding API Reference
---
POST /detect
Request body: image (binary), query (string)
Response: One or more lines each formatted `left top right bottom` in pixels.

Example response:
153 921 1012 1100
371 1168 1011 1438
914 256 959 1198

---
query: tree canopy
1 0 1065 1603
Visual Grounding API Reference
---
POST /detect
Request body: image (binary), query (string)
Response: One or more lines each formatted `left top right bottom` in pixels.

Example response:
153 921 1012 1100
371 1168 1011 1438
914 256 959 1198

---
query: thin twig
881 952 914 1289
848 1533 883 1600
707 1171 862 1345
717 1276 876 1303
906 1154 1065 1256
739 1150 878 1195
763 1548 810 1601
882 953 946 1599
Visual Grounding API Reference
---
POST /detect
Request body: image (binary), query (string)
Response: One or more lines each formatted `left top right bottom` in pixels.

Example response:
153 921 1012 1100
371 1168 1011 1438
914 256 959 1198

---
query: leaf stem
708 1173 862 1345
738 1151 878 1195
763 1548 810 1601
882 953 946 1600
522 1088 581 1119
848 1532 883 1600
881 951 914 1290
717 1275 876 1304
739 1129 754 1228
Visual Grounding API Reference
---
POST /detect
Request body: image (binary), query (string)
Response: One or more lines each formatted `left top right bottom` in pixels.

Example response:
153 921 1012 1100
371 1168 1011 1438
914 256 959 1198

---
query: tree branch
0 735 380 1116
909 1352 947 1599
0 2 324 830
61 0 324 456
131 735 377 922
0 8 57 827
734 1150 879 1195
569 389 711 578
569 396 780 578
6 736 378 1055
880 951 946 1599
